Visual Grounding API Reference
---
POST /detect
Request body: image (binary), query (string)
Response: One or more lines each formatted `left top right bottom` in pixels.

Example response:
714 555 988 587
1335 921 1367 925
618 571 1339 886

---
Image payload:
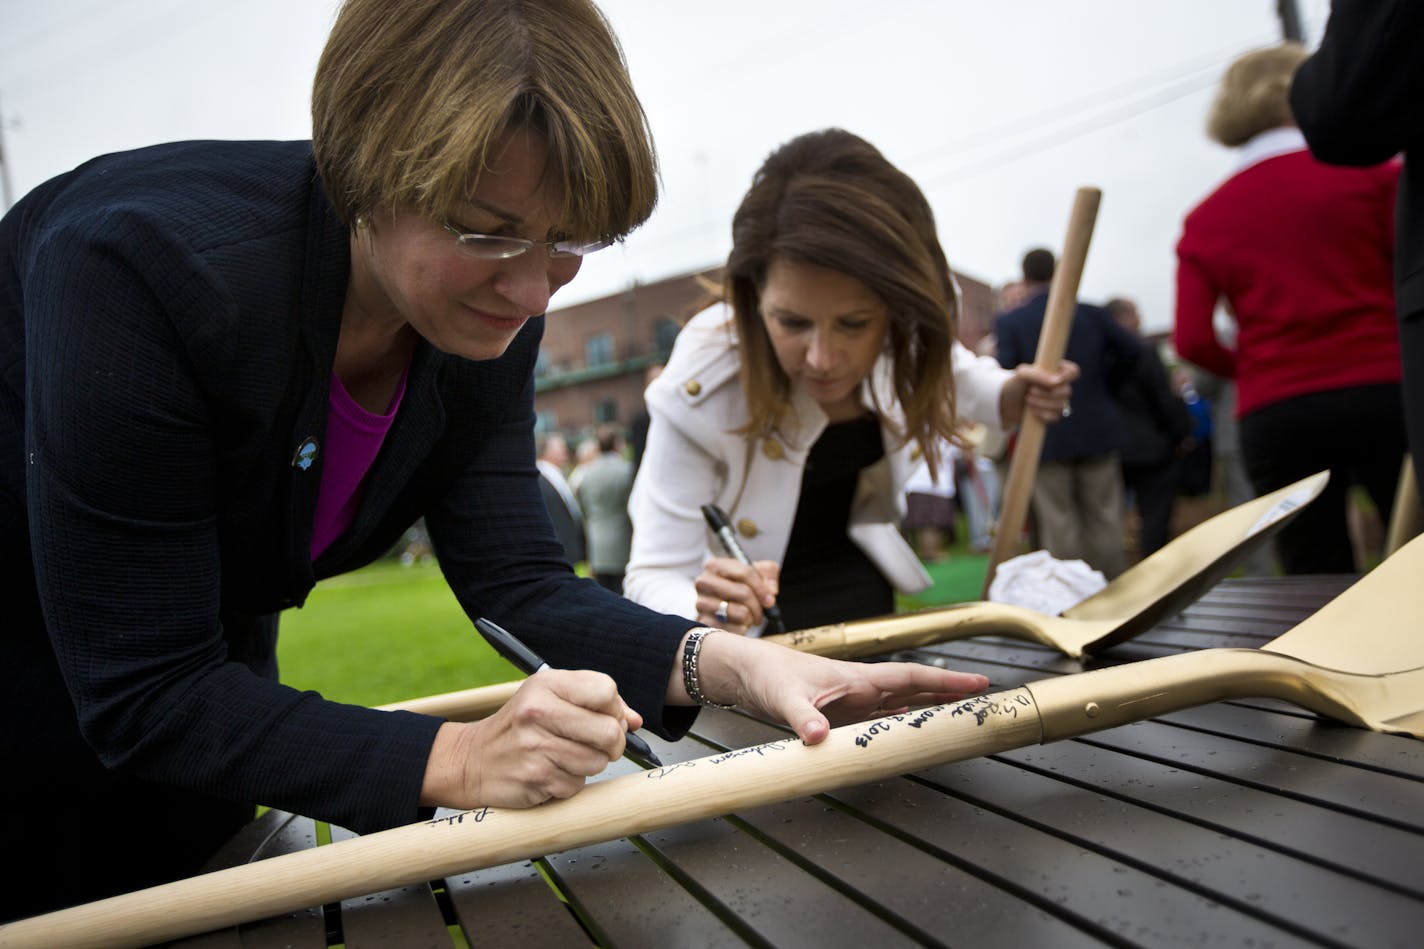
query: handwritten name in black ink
428 806 490 827
906 706 944 729
708 740 792 765
949 692 1032 726
644 760 698 779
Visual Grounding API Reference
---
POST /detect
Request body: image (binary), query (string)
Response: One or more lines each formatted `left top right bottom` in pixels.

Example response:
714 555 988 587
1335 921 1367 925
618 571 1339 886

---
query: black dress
777 416 895 630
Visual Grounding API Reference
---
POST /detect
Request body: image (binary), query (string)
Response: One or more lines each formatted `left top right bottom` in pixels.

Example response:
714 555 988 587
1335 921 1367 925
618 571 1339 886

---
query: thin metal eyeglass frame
440 222 612 260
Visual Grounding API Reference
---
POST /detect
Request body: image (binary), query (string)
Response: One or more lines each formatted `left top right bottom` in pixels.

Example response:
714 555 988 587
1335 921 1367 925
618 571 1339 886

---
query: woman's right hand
420 668 640 810
694 556 781 635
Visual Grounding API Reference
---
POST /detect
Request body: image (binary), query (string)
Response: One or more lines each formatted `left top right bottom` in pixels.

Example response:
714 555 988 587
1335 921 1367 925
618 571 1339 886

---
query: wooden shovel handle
0 692 1047 949
982 186 1102 596
377 679 520 720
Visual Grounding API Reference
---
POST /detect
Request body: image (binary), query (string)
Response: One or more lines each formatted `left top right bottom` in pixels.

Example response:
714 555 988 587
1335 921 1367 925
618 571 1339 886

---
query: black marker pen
474 617 662 768
700 503 787 635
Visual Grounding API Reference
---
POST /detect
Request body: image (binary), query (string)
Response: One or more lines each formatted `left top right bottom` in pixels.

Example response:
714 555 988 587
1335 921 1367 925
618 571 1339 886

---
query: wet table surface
176 576 1424 948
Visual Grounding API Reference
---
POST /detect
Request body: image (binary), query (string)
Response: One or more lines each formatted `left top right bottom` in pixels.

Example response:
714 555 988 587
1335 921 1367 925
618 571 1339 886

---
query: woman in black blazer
0 0 989 921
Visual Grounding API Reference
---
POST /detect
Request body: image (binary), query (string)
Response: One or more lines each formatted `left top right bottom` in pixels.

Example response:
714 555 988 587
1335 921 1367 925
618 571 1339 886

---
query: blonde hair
311 0 658 241
726 129 958 478
1207 43 1309 148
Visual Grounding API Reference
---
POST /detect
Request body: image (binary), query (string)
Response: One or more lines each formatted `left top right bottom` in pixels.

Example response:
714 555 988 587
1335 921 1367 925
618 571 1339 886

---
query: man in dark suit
995 248 1140 578
1291 0 1424 498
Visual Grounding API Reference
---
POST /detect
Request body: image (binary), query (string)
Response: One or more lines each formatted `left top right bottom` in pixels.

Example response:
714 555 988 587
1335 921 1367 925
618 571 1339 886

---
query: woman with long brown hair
626 128 1074 634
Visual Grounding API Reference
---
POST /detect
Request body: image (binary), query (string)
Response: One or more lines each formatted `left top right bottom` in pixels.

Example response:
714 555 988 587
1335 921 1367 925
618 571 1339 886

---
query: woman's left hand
1000 360 1079 428
677 630 991 744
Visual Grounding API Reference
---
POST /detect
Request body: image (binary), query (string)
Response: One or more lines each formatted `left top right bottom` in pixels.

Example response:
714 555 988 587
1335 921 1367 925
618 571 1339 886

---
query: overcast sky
0 0 1331 332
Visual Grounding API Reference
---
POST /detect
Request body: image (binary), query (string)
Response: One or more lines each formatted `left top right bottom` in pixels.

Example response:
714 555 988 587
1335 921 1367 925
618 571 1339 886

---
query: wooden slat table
176 576 1424 948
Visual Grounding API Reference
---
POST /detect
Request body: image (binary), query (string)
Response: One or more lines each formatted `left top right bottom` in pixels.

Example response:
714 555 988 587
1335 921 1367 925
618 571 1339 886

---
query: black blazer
1291 0 1424 321
994 292 1140 463
1291 0 1424 492
0 141 695 841
1117 340 1192 468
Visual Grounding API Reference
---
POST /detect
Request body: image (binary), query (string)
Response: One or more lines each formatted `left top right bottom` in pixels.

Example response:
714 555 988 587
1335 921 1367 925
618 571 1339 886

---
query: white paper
987 549 1108 615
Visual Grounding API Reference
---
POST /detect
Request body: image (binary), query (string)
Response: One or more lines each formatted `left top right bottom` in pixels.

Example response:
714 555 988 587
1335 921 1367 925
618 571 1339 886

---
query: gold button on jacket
736 518 759 538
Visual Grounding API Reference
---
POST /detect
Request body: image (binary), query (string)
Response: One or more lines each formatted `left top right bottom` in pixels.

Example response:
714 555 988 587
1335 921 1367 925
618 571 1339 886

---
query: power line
627 40 1267 257
904 19 1313 176
916 68 1220 190
901 13 1319 192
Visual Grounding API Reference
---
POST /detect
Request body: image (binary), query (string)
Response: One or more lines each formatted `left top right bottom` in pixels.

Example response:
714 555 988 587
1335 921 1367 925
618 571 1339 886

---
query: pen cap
474 618 544 675
701 504 732 532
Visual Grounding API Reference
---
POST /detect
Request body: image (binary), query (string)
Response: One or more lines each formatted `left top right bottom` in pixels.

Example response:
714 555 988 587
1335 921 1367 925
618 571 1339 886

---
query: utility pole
1277 0 1304 43
0 91 14 211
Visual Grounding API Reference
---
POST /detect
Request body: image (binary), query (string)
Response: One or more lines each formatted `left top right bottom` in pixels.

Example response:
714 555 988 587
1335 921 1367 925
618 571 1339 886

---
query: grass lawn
277 559 516 708
277 541 991 706
899 552 990 612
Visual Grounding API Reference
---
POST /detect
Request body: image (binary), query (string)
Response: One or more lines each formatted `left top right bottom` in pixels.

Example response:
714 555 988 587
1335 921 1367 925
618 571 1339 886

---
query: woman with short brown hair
0 4 988 921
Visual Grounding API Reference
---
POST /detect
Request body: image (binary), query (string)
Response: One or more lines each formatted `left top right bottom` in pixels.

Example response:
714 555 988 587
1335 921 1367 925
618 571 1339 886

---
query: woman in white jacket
625 129 1074 634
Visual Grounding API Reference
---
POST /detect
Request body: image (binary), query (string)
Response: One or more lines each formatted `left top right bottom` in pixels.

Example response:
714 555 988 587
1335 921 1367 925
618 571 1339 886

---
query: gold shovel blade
1031 529 1424 740
1060 470 1329 653
1263 528 1424 676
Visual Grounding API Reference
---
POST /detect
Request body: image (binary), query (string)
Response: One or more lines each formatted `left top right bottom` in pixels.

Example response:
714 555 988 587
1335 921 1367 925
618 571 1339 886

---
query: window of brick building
585 333 614 367
653 318 680 356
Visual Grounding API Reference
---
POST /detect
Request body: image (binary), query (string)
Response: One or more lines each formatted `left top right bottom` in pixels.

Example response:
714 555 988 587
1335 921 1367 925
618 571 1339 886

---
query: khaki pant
1031 453 1126 579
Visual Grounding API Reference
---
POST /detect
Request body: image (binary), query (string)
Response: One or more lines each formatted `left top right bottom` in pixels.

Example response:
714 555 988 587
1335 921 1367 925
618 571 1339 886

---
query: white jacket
624 303 1011 626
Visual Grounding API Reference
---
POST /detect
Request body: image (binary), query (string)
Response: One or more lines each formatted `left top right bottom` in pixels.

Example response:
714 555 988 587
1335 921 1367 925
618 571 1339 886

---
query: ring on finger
714 600 730 624
1060 402 1072 418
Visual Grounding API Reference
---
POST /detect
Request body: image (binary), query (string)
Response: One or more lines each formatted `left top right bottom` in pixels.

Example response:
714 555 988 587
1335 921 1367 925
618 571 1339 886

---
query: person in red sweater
1174 43 1406 574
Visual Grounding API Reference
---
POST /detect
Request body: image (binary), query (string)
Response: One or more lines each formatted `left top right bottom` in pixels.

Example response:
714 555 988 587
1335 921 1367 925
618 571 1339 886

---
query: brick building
535 266 997 440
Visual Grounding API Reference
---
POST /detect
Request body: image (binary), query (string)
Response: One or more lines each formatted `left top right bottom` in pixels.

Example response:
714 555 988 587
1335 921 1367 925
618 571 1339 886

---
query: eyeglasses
441 222 613 260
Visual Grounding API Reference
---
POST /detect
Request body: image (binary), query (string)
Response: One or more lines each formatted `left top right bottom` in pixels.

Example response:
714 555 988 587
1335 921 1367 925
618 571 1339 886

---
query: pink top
310 369 409 559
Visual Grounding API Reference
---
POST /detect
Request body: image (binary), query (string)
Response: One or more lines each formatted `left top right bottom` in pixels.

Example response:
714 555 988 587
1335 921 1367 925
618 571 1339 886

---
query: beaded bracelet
682 627 736 709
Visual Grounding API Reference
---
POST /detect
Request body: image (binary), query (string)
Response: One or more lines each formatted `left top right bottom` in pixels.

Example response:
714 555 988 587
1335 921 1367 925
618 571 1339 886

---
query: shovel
385 470 1327 723
5 516 1417 949
767 469 1328 660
